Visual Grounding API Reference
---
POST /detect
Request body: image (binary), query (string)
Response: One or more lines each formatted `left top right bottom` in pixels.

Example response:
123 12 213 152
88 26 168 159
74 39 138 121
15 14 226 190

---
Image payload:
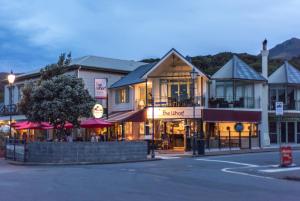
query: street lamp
190 68 197 156
7 70 15 160
8 71 15 136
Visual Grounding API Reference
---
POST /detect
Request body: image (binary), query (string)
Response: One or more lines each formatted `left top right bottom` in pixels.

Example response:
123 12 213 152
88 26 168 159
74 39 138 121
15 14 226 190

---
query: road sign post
275 102 288 167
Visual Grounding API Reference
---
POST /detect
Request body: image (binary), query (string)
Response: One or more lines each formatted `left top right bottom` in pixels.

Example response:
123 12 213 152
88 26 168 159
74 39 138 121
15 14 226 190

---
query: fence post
23 140 27 162
249 127 252 149
258 129 261 148
218 130 221 149
4 138 7 159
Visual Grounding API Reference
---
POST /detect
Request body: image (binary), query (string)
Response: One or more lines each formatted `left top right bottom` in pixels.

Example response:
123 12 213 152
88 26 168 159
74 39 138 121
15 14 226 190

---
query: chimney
261 39 269 78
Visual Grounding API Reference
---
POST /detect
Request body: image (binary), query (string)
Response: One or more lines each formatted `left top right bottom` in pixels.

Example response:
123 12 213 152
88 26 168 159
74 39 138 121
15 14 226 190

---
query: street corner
222 163 300 181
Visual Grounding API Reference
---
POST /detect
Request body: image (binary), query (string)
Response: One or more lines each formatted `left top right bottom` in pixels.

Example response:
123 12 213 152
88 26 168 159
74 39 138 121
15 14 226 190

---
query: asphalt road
1 151 300 201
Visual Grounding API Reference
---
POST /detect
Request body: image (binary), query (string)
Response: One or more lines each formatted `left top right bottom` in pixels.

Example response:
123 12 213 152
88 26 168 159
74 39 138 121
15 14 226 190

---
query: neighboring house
1 55 145 121
268 61 300 144
206 55 267 149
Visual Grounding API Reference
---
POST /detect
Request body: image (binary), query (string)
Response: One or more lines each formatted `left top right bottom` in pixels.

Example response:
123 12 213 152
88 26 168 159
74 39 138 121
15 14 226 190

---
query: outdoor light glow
7 71 16 84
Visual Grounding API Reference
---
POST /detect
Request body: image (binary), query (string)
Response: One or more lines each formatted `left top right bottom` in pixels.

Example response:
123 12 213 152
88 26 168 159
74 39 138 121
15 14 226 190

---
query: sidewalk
155 146 300 158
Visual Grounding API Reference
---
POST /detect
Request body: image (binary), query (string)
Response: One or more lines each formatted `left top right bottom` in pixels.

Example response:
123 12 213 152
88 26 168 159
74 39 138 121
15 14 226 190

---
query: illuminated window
115 87 129 104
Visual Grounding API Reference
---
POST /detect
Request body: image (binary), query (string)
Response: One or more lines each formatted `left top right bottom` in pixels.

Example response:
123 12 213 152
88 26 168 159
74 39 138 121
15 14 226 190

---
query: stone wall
25 141 147 164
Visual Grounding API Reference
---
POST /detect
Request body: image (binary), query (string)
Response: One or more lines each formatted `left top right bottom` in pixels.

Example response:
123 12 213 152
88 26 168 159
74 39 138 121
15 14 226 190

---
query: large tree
19 53 95 136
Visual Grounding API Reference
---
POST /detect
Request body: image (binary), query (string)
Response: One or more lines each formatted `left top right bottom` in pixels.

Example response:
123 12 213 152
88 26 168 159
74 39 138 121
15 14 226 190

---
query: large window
115 87 129 104
269 86 300 110
215 81 254 101
160 79 192 101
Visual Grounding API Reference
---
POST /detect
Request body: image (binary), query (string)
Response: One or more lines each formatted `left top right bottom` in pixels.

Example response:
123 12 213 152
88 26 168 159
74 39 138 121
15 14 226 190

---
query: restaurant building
0 55 145 141
109 49 208 151
109 46 270 151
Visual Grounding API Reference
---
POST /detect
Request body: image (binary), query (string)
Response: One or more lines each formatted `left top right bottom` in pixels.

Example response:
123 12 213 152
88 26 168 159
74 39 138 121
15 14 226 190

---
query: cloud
0 0 299 72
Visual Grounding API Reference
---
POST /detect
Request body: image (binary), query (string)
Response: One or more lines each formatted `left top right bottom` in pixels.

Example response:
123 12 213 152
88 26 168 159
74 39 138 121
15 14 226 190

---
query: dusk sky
0 0 299 72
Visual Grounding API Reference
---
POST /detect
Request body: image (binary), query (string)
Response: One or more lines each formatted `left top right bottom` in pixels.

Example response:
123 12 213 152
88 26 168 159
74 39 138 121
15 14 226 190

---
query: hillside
141 53 295 76
269 37 300 59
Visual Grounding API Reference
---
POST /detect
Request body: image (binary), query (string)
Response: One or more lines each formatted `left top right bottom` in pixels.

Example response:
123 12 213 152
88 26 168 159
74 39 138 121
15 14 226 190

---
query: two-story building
109 49 207 151
108 47 269 151
205 55 267 149
0 55 145 140
268 61 300 145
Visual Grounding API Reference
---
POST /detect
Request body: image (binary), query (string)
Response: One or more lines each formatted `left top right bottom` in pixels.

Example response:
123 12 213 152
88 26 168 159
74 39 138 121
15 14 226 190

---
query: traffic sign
275 102 284 116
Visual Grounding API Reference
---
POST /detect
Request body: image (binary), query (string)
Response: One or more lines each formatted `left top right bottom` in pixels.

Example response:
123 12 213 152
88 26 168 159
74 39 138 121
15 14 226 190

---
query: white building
1 55 145 121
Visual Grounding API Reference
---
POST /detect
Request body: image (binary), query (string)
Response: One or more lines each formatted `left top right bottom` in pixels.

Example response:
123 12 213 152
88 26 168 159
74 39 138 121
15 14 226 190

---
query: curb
157 147 300 158
7 158 161 166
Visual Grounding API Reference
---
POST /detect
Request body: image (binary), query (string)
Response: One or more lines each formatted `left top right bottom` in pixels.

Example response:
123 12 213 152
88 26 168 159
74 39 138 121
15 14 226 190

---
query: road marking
195 159 258 167
156 156 180 160
221 167 274 179
196 158 273 179
260 167 300 173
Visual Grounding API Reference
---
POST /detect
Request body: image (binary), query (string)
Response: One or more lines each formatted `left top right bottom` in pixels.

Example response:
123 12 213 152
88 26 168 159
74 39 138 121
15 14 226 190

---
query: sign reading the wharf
147 107 202 119
95 78 107 99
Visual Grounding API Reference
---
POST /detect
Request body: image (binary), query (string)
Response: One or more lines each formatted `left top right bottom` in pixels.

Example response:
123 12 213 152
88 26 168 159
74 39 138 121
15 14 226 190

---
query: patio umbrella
11 121 29 128
54 122 74 129
15 121 53 130
80 118 113 128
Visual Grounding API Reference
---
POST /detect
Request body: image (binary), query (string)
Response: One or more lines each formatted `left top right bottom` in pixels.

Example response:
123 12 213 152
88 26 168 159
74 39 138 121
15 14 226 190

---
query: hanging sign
92 104 104 118
275 102 284 116
95 78 107 99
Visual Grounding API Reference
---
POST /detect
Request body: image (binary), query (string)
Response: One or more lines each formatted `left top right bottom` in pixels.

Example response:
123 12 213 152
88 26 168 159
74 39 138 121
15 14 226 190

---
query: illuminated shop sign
147 107 202 119
92 104 104 118
95 78 107 99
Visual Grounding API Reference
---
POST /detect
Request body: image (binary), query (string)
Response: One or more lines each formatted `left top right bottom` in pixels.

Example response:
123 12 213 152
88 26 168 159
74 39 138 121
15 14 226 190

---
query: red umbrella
15 121 53 130
11 121 29 128
54 122 74 129
80 118 113 128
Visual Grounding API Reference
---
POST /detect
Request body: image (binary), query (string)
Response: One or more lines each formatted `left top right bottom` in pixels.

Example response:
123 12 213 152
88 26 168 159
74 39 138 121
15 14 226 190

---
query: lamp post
7 71 16 160
190 68 197 156
151 98 155 159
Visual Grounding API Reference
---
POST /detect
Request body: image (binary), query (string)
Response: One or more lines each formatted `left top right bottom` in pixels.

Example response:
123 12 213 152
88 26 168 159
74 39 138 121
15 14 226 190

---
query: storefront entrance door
160 120 185 151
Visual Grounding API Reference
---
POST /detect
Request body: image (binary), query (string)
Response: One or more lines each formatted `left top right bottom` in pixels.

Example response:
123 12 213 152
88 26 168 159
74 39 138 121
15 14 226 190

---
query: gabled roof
269 61 300 84
70 55 145 72
110 48 208 89
13 55 145 81
110 63 156 88
142 48 207 79
212 55 266 81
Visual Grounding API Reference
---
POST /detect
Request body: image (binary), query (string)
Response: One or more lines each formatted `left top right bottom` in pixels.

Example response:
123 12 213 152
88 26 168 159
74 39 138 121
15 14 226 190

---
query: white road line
222 167 273 179
156 156 180 160
260 167 300 173
195 159 258 167
196 158 273 179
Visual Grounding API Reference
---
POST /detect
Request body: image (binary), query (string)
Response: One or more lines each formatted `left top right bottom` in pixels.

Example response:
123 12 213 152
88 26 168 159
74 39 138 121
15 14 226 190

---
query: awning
80 118 113 128
107 109 146 123
203 109 261 123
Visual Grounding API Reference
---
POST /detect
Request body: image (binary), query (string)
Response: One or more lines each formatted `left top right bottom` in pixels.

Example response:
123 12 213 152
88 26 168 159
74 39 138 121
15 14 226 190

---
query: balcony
208 97 260 109
0 104 21 116
269 100 300 111
142 96 205 108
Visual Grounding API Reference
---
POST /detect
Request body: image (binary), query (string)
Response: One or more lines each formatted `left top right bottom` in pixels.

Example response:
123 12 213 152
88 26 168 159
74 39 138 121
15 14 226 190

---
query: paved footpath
1 151 300 201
